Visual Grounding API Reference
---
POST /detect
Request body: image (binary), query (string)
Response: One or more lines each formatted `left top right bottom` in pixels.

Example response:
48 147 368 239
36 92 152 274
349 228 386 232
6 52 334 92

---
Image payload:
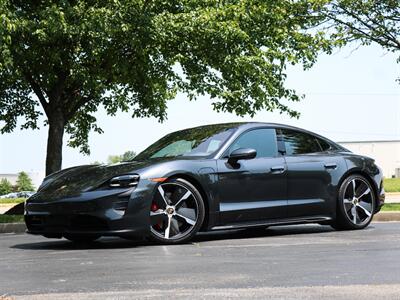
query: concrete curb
0 223 26 234
373 211 400 222
0 212 400 234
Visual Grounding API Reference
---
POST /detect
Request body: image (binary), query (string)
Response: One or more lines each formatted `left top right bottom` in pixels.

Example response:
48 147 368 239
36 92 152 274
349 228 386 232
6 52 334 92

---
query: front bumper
25 214 146 238
25 180 156 238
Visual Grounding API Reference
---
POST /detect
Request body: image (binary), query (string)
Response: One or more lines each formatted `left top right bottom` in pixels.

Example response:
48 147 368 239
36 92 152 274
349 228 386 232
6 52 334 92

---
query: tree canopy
0 178 13 195
107 150 136 164
16 171 35 191
0 0 346 175
322 0 399 73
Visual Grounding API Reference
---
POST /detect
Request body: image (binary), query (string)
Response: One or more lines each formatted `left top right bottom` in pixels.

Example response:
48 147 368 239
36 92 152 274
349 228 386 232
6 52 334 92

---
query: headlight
109 174 140 188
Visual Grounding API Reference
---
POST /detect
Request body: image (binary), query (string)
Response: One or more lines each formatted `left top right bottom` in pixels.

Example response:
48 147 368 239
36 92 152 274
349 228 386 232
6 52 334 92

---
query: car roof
186 122 346 152
187 122 325 137
233 122 312 131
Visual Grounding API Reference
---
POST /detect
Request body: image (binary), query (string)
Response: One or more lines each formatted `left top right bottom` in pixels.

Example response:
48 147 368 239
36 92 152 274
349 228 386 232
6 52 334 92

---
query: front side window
229 128 278 158
281 129 322 155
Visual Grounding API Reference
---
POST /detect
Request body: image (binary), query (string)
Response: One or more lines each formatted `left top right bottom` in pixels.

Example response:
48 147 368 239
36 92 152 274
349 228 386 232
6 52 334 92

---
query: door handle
324 163 337 170
271 166 285 174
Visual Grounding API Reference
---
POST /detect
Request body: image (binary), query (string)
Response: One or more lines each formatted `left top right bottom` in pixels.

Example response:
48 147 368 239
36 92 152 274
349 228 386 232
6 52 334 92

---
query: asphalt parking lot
1 222 400 299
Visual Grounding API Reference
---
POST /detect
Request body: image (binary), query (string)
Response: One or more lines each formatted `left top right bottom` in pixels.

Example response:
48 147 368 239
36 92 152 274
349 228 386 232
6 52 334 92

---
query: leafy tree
322 0 399 80
16 172 35 191
120 150 136 162
107 150 136 164
107 155 122 164
0 0 334 175
0 178 13 195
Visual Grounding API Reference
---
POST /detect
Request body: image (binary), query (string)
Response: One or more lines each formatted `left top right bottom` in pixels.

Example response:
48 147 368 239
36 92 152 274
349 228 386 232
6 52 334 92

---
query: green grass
384 178 400 193
0 215 24 223
0 198 26 204
381 203 400 211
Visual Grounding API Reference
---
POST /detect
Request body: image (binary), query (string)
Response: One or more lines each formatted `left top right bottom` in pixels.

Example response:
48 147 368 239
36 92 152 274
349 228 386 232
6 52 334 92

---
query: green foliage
0 215 24 223
15 172 35 191
0 197 26 204
0 1 333 148
0 178 13 195
107 150 136 164
384 178 400 193
322 0 400 78
120 150 136 162
381 203 400 211
107 155 122 164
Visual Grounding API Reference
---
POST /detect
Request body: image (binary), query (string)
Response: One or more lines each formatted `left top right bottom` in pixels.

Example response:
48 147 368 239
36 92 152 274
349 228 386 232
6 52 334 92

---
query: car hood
29 161 151 202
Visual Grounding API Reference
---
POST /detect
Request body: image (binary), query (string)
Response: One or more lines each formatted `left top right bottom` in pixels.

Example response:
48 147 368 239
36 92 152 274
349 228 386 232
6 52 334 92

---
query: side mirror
228 148 257 164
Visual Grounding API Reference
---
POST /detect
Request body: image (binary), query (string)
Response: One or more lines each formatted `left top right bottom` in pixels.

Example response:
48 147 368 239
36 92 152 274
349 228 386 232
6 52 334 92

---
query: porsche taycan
25 122 385 244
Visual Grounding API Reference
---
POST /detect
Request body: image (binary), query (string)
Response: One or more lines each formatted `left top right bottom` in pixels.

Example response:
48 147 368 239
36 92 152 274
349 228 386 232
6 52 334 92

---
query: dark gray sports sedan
25 122 385 244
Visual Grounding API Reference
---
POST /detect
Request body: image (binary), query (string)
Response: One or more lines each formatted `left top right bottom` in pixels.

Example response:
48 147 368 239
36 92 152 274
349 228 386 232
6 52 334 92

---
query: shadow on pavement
10 224 338 251
194 224 335 242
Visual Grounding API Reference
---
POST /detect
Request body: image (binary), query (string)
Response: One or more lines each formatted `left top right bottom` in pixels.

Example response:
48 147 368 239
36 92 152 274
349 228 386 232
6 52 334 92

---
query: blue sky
0 44 399 173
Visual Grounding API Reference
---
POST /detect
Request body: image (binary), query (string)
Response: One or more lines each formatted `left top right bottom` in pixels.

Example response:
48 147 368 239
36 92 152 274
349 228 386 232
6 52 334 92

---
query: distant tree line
90 150 137 165
0 151 136 196
107 150 136 164
0 172 35 195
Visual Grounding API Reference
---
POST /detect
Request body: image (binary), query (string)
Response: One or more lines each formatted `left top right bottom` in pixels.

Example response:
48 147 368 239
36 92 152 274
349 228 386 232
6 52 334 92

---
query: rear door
279 129 345 218
216 128 287 224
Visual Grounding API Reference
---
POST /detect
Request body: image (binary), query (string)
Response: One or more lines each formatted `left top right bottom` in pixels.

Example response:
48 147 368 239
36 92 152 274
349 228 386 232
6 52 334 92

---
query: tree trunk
46 115 65 176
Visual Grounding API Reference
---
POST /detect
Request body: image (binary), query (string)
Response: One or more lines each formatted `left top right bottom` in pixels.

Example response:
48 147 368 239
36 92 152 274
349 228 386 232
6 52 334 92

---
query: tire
64 234 100 243
149 178 205 244
332 174 375 230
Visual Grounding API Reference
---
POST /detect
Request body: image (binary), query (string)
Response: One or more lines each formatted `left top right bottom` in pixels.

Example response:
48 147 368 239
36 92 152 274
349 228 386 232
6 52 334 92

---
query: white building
338 140 400 178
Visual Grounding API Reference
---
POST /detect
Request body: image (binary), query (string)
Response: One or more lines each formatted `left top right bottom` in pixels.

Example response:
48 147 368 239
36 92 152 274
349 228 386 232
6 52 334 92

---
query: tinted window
281 129 322 155
316 137 332 151
230 128 278 158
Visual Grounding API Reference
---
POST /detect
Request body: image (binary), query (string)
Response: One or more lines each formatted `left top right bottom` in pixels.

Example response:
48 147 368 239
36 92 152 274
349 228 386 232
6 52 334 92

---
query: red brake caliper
151 202 158 212
151 202 162 230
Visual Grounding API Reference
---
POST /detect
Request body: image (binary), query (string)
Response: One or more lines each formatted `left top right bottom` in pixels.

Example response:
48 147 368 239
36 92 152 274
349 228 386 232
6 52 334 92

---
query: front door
216 128 287 224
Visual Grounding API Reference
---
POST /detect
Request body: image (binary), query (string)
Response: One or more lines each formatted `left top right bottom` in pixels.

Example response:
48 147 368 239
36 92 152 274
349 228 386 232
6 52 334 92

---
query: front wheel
149 178 205 244
332 175 375 230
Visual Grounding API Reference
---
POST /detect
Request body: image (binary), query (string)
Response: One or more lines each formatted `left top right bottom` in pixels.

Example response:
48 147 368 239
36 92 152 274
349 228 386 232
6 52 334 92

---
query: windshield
134 124 239 160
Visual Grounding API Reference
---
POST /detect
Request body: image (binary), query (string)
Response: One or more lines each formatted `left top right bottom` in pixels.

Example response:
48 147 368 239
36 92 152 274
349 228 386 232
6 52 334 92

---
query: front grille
27 215 44 227
69 215 108 231
25 215 108 232
26 201 98 213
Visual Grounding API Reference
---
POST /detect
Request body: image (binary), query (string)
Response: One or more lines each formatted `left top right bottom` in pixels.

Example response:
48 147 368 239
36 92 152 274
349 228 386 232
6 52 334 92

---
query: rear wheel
332 175 375 230
149 178 205 244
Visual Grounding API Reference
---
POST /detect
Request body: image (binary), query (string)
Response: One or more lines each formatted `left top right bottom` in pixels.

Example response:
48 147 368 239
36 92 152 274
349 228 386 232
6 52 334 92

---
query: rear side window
280 129 322 155
229 128 278 158
316 137 332 151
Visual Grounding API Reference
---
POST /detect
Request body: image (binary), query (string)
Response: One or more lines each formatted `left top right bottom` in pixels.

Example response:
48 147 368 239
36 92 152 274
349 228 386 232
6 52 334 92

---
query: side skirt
210 216 332 231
